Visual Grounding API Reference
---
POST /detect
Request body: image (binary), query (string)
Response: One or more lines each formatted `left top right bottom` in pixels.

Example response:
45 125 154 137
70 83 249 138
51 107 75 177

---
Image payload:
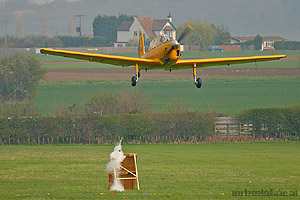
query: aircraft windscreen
149 34 169 49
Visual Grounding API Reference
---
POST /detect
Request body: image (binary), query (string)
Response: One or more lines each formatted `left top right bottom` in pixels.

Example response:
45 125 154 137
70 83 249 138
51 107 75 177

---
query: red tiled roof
153 19 168 30
136 17 155 38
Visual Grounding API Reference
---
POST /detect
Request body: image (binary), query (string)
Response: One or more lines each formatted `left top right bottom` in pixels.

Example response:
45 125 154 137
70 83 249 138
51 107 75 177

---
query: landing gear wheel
195 78 202 88
131 76 137 87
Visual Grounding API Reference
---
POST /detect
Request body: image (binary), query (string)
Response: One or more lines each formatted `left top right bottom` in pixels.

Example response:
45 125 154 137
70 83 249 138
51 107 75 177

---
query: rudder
138 29 145 58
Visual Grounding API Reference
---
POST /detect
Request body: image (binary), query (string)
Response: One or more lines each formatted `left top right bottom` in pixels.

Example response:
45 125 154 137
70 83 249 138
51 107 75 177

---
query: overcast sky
0 0 299 40
0 0 80 4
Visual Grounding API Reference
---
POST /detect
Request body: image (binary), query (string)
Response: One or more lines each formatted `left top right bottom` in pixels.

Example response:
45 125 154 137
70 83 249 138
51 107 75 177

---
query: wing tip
278 54 287 60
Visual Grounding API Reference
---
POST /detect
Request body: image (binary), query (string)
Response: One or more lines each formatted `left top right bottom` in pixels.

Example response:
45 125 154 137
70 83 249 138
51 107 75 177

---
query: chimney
167 13 172 22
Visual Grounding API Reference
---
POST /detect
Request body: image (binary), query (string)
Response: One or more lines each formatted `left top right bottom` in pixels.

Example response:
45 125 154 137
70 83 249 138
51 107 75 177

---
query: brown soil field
282 56 299 61
45 67 300 81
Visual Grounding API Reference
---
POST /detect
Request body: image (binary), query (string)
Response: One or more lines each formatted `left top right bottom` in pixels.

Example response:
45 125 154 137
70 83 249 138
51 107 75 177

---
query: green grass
35 77 300 116
0 143 299 199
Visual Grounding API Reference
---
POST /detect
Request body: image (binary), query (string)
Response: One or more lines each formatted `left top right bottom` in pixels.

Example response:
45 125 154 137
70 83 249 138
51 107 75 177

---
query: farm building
114 14 176 47
231 36 287 50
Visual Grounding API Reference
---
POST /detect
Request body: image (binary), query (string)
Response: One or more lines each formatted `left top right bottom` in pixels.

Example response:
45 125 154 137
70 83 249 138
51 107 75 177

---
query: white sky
0 0 299 40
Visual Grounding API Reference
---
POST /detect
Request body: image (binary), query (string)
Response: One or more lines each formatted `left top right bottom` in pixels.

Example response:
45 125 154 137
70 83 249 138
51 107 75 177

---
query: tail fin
138 29 145 58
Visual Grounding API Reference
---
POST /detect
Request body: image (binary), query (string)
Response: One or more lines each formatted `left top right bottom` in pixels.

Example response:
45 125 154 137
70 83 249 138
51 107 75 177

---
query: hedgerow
238 106 300 138
0 112 215 145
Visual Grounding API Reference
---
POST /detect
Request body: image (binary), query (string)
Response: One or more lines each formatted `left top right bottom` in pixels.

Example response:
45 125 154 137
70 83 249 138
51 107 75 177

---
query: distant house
231 36 287 50
115 14 176 47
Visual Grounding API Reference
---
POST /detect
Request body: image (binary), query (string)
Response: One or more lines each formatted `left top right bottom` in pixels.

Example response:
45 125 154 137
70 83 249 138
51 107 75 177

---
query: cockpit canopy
149 34 169 49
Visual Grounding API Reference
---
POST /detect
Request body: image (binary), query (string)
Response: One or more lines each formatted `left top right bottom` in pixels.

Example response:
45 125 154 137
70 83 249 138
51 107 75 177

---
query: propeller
163 24 193 65
170 24 193 50
177 24 194 43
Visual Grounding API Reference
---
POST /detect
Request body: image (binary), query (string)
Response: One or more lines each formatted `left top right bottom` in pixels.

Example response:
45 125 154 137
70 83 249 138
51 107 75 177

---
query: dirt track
45 67 300 81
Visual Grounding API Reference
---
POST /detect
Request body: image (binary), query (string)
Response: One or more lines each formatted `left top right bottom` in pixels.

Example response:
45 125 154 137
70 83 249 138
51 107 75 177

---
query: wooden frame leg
134 154 140 190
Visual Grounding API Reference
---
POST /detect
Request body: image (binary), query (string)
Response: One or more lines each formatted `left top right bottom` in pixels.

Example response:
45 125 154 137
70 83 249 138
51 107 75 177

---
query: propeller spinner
166 24 193 57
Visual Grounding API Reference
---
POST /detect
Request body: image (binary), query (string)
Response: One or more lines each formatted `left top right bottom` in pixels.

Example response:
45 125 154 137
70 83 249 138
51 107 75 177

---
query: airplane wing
40 48 161 68
173 55 287 69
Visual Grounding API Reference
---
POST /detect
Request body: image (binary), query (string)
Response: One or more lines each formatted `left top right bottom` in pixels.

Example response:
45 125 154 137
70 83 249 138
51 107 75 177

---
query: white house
115 14 176 47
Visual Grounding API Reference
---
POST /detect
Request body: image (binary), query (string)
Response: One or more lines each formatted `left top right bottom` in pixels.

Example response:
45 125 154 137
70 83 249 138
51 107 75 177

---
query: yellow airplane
40 26 286 88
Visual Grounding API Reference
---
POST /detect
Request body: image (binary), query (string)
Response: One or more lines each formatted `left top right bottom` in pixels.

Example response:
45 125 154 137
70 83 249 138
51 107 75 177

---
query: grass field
0 143 299 199
35 76 300 116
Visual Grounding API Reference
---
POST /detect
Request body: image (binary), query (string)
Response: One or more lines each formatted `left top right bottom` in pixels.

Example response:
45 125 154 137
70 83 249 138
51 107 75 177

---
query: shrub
0 54 46 102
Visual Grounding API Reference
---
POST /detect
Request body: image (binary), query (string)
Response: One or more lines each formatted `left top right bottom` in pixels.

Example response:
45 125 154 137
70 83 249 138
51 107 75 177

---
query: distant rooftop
117 21 133 31
117 15 176 38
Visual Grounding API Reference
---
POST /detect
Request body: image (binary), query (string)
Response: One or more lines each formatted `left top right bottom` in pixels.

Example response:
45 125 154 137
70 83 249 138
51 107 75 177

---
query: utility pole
74 15 84 36
4 20 7 46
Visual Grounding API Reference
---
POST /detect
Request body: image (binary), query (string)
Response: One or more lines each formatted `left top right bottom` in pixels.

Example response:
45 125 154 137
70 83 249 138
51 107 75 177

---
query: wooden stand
108 153 140 190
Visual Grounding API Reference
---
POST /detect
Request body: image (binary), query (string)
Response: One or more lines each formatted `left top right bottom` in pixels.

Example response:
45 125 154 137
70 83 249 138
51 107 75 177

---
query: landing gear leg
193 63 202 88
131 63 139 87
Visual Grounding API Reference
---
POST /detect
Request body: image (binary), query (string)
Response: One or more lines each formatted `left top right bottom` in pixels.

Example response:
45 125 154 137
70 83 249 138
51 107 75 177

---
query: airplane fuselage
143 40 181 67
